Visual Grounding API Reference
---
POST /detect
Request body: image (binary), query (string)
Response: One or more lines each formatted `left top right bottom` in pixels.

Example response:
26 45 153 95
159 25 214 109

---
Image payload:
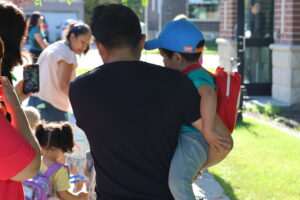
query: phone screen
23 64 39 94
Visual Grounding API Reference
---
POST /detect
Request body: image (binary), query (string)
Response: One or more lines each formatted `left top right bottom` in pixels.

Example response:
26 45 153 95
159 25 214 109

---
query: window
188 0 219 21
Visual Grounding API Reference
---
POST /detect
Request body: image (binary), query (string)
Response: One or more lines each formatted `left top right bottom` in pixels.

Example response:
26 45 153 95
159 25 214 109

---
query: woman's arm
34 33 48 49
57 60 76 96
0 77 41 181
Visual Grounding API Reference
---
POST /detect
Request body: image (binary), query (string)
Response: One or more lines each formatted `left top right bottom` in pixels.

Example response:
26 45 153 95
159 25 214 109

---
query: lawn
76 68 91 76
209 117 300 200
204 40 218 55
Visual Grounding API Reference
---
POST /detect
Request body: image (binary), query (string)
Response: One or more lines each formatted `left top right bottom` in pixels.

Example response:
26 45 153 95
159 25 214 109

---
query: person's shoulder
55 41 72 52
30 26 41 33
189 68 213 78
140 61 184 76
49 41 75 58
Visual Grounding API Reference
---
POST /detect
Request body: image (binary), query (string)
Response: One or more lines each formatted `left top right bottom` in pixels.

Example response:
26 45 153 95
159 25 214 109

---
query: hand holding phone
23 64 39 95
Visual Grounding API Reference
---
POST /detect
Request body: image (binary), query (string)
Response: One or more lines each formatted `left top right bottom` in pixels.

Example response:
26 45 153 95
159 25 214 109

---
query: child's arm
57 190 88 200
198 85 216 137
54 166 88 200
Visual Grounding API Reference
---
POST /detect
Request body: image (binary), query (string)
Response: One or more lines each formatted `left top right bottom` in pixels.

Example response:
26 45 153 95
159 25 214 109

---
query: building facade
23 0 84 42
146 0 220 40
218 0 300 105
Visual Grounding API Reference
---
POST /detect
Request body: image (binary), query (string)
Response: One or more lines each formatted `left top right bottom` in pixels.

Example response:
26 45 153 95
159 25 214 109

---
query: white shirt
34 41 77 112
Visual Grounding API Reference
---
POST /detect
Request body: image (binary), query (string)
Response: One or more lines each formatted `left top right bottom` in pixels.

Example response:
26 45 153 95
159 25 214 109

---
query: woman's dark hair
161 40 205 62
91 4 142 49
0 2 26 82
0 37 4 76
35 122 74 153
0 37 4 60
29 12 42 32
66 23 91 54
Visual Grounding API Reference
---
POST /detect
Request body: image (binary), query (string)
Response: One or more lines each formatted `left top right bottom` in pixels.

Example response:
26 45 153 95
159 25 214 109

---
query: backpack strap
43 162 65 179
182 64 216 77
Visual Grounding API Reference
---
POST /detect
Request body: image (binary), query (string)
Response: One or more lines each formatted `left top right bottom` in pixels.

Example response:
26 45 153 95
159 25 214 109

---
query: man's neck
104 47 141 63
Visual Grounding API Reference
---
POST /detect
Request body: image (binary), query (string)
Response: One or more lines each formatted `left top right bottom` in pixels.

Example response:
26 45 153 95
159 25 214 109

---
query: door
237 0 274 95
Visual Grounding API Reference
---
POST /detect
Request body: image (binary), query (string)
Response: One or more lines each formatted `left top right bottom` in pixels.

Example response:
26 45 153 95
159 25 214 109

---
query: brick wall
275 0 300 45
219 0 237 40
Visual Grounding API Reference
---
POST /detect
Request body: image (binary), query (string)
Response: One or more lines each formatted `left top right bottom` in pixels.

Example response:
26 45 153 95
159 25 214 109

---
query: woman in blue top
28 12 48 62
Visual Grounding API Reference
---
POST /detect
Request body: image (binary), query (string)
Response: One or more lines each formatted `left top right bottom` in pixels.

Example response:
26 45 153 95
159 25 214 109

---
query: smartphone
23 64 39 94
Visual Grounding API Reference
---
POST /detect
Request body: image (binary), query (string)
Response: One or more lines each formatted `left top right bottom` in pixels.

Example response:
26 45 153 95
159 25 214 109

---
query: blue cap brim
144 38 160 50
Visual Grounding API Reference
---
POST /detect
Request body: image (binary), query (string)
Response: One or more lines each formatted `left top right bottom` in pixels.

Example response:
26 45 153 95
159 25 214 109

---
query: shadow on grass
235 120 260 137
211 173 239 200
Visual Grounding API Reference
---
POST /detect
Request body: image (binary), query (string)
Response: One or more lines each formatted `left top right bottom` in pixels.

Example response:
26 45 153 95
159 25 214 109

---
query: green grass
204 40 218 55
76 68 91 76
209 117 300 200
142 49 159 54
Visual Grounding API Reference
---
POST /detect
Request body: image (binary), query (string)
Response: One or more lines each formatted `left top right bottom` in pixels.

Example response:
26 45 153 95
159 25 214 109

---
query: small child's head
23 106 41 130
144 19 205 71
35 122 74 159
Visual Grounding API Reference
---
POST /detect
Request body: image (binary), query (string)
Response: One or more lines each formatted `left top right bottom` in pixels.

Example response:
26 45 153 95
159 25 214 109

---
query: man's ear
95 40 108 63
137 34 146 52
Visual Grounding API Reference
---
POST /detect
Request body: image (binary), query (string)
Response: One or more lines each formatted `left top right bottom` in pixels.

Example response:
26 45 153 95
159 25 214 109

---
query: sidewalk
193 170 230 200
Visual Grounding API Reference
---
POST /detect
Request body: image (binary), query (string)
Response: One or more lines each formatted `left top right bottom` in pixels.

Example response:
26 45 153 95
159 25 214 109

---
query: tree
84 0 144 24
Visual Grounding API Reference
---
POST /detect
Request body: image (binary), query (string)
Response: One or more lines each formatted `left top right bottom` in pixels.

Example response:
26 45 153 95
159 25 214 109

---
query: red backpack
183 65 242 133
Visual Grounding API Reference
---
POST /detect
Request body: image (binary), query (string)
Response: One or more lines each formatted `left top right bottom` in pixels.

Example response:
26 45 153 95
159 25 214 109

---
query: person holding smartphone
0 3 41 198
27 23 91 122
0 76 41 200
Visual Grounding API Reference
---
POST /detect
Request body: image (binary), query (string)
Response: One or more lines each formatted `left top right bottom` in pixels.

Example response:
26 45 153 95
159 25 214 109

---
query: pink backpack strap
43 162 65 179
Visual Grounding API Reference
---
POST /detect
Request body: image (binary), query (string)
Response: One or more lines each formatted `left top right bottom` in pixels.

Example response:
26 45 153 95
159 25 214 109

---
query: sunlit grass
209 118 300 200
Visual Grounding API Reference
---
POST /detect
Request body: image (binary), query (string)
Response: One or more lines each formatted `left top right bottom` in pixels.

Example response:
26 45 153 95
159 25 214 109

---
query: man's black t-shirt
69 61 200 200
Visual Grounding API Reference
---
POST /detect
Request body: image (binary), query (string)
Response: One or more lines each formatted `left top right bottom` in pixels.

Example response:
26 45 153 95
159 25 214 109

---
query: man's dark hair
161 40 205 62
91 4 142 49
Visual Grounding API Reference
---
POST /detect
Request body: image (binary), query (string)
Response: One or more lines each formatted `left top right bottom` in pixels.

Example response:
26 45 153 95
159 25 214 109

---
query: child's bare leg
201 115 233 169
201 115 233 170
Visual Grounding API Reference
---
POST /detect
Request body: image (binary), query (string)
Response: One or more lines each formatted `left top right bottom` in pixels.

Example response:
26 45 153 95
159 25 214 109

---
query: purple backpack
23 162 68 200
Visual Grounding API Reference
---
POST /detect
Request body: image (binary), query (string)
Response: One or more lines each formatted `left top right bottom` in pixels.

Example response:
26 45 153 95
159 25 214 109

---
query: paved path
193 171 230 200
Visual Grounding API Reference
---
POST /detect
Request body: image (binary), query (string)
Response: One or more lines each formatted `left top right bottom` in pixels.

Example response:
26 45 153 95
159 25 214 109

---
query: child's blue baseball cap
144 19 205 53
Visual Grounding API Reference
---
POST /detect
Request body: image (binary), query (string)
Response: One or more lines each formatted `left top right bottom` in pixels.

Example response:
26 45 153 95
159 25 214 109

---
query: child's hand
203 130 232 153
77 192 88 200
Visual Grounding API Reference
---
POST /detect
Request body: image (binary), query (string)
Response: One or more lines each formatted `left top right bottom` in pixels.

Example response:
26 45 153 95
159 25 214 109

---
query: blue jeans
169 132 208 200
27 96 69 122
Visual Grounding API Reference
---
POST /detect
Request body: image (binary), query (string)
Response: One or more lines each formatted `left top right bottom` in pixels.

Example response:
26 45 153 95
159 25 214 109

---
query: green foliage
84 0 144 24
204 40 218 55
264 102 281 116
248 102 281 117
209 118 300 200
34 0 74 6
